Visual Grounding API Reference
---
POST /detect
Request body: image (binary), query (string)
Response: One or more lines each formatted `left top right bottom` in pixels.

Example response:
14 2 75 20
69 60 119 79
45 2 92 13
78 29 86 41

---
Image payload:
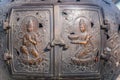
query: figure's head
27 19 34 32
79 19 86 32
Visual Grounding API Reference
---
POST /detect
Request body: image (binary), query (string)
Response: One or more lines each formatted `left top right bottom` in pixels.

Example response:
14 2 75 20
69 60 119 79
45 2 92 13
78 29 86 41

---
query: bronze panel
58 5 103 76
8 6 53 77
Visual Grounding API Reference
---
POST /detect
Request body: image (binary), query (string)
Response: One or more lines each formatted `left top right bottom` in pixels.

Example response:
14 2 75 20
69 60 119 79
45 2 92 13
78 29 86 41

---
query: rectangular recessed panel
59 5 102 77
9 6 53 77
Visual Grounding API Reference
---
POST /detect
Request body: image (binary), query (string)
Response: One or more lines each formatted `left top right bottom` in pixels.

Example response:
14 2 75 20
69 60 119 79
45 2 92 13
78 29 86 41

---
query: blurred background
113 0 120 9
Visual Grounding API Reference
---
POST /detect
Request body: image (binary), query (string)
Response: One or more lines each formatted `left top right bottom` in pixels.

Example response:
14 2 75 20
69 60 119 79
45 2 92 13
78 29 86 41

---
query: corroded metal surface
9 6 53 78
59 5 101 75
0 0 120 80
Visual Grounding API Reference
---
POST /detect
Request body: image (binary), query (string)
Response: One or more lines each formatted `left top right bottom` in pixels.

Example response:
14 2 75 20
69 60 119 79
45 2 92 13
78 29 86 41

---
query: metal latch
46 39 69 50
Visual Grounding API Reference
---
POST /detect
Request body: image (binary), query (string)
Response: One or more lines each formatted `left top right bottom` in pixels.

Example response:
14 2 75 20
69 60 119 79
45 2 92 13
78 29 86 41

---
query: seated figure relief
20 19 43 65
68 19 97 64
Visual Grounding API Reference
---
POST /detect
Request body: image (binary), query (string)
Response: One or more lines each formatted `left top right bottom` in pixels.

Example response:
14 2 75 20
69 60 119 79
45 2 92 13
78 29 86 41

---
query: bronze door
7 5 103 79
8 6 54 78
54 5 103 78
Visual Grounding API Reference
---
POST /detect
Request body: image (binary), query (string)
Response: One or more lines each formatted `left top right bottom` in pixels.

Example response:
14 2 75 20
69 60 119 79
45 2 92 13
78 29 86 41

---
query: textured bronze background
0 0 120 80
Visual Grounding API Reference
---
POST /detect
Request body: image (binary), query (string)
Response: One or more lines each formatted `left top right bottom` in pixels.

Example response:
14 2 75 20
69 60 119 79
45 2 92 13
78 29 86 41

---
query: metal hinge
4 50 12 64
3 18 11 32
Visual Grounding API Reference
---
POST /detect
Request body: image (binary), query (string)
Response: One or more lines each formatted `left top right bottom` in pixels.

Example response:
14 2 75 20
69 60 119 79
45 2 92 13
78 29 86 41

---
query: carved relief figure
20 19 43 65
69 19 97 63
